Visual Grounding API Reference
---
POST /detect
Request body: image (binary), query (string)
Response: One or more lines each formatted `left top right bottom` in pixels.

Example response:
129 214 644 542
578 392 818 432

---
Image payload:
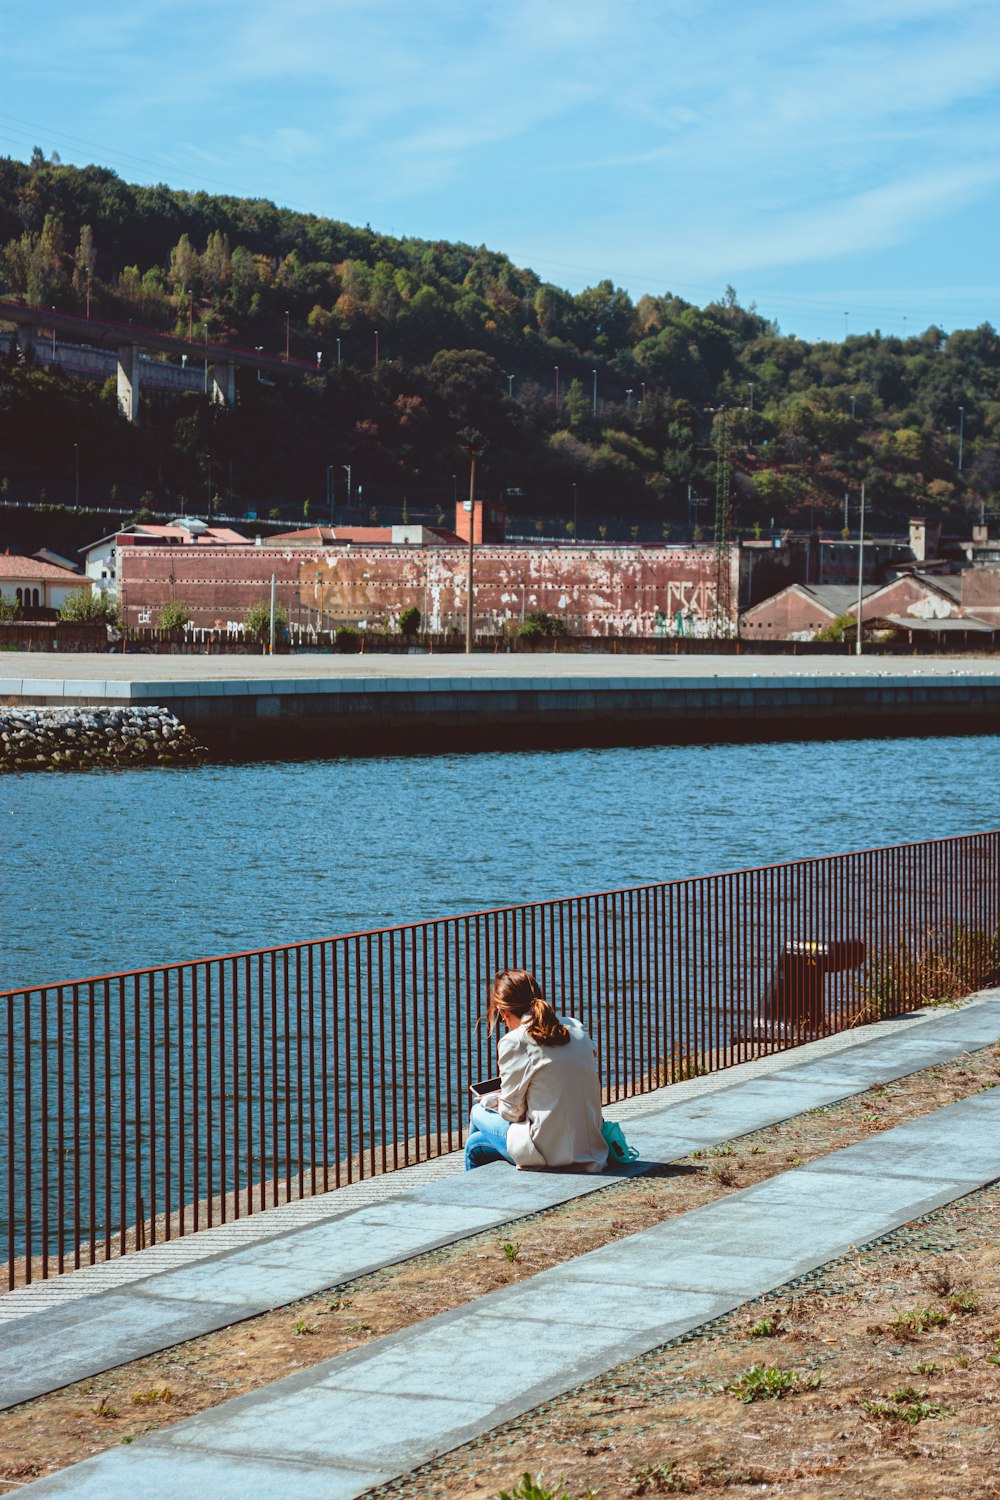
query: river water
3 733 999 994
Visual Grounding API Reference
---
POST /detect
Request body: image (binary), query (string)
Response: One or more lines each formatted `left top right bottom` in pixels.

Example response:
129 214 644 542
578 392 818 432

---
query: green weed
292 1319 316 1336
889 1306 948 1336
667 1048 709 1083
499 1474 592 1500
502 1240 522 1263
130 1387 173 1405
726 1364 815 1403
861 1387 950 1425
630 1458 689 1493
748 1315 783 1340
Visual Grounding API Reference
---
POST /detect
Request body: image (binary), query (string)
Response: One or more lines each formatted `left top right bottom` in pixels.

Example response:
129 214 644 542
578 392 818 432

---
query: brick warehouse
117 536 805 638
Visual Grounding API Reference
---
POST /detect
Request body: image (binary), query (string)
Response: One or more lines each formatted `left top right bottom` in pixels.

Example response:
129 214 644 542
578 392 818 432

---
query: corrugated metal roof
877 614 994 633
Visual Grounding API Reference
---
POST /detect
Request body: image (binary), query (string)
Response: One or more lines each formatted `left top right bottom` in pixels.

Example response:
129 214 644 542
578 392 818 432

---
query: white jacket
488 1015 607 1172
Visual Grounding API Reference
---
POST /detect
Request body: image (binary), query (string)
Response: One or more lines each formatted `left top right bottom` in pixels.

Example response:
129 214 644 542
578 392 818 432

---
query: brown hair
487 969 570 1047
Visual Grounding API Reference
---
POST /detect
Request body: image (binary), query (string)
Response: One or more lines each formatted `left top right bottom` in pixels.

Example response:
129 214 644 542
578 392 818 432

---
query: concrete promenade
3 652 1000 754
11 993 1000 1497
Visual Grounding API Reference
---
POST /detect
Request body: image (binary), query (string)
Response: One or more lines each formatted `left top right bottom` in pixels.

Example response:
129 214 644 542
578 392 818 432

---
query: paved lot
2 650 999 686
8 994 1000 1496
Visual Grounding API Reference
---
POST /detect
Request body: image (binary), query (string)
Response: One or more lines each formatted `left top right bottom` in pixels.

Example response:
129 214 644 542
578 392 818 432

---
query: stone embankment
0 706 205 772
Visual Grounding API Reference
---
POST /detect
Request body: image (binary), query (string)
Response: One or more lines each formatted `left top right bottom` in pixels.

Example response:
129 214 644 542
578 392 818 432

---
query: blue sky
2 0 999 343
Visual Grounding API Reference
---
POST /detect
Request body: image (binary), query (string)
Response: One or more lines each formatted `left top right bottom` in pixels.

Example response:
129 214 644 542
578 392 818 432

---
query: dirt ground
1 1036 998 1498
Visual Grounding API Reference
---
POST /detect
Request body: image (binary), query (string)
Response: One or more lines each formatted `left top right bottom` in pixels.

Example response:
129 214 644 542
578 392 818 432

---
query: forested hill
0 150 997 538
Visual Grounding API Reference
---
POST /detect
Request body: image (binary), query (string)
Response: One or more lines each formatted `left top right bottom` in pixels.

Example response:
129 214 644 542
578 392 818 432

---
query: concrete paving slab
481 1258 778 1310
406 1163 624 1208
798 1117 1000 1182
766 1165 974 1220
165 1382 498 1468
0 1293 243 1410
15 1446 374 1500
307 1308 667 1406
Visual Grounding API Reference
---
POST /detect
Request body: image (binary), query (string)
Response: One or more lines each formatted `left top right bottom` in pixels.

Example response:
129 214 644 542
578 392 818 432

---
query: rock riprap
0 706 205 771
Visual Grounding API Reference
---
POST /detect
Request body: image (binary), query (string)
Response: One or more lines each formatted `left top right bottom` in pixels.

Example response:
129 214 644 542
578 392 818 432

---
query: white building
82 518 247 598
0 556 91 614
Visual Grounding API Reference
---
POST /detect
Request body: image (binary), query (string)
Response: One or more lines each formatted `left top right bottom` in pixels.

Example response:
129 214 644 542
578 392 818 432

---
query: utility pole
465 444 480 654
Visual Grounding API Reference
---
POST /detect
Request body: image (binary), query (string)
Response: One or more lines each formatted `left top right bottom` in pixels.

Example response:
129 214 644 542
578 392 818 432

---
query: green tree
814 613 856 642
58 589 118 623
244 598 288 641
519 610 567 640
157 599 192 630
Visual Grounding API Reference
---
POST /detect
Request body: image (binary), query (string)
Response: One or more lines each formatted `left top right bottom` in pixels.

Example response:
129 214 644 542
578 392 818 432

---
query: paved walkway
16 998 1000 1498
5 996 999 1443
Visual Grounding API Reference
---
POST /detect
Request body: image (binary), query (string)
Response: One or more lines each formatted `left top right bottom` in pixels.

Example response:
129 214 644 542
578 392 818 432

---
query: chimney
909 516 942 563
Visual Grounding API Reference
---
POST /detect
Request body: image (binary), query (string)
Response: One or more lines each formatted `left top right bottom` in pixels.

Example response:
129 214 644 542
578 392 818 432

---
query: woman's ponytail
488 969 570 1047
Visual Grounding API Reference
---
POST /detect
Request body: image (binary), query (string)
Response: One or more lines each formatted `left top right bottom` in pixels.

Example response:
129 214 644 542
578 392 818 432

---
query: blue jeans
464 1100 515 1170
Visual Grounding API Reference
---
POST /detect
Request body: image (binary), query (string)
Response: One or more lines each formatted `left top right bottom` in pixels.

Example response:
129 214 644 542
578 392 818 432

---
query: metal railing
4 831 1000 1288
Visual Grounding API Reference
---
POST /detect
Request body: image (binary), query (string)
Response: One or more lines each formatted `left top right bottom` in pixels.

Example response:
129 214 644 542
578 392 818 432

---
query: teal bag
601 1119 639 1164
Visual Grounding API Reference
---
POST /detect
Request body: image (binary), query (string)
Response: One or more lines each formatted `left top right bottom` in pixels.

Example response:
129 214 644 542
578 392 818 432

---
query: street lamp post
343 464 352 507
374 329 379 368
465 444 480 654
958 406 965 473
74 443 79 509
284 310 290 362
554 366 560 408
855 483 866 656
592 368 597 416
50 310 56 359
336 337 341 366
625 388 633 410
507 374 514 398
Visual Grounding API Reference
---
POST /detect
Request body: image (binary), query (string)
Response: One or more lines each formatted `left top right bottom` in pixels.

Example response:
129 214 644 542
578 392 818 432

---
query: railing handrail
4 827 994 999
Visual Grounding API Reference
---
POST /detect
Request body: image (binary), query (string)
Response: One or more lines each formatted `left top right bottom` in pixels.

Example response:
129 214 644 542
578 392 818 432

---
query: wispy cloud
2 0 1000 337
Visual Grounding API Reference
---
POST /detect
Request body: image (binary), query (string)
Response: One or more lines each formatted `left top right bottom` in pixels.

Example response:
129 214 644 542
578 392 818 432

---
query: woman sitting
465 968 608 1173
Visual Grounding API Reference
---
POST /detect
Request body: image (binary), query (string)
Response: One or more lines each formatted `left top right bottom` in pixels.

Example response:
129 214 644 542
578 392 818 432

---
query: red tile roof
0 555 92 582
